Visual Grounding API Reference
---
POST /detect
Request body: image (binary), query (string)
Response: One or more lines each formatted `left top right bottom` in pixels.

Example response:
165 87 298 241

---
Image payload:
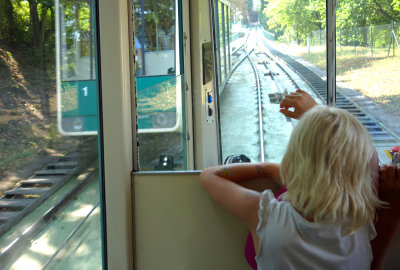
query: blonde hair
280 106 381 233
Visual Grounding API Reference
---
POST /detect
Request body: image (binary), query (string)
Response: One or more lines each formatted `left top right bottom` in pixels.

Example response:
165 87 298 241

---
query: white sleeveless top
256 190 376 270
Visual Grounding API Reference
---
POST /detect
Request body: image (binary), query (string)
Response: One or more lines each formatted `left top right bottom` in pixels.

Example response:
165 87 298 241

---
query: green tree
337 0 398 28
262 0 400 44
260 0 267 10
231 0 251 25
0 0 56 116
394 0 400 12
246 0 253 13
265 0 325 44
369 0 400 22
27 0 55 116
0 0 18 46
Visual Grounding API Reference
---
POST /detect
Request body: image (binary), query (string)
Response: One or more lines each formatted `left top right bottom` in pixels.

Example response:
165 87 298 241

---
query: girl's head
281 105 381 232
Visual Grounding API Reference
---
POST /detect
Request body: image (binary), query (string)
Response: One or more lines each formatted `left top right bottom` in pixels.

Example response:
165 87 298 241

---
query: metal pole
370 25 373 56
393 21 395 56
221 4 227 78
319 28 322 46
90 0 94 79
354 25 356 54
140 0 146 74
326 0 336 106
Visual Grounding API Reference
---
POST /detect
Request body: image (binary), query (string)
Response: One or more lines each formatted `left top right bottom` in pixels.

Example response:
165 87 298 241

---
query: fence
308 22 400 56
286 22 400 138
230 32 240 43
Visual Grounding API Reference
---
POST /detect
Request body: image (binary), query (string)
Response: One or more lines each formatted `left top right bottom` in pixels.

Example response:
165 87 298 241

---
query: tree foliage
0 0 74 116
260 0 400 44
230 0 254 25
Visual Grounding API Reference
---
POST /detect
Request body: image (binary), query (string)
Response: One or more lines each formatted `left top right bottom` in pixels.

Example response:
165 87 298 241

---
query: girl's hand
279 89 317 119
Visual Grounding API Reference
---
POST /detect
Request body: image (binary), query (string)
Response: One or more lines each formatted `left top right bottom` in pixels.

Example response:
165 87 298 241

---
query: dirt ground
0 45 84 195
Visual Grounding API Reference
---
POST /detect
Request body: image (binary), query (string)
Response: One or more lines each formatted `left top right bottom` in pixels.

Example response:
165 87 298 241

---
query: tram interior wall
132 172 252 269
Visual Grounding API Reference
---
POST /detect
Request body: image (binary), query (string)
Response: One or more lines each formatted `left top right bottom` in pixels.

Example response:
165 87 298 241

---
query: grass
0 121 54 174
137 80 177 113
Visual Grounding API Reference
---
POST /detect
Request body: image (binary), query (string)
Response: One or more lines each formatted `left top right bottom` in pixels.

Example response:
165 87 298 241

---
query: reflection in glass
134 0 186 171
137 76 184 171
0 0 103 268
137 76 179 130
57 0 98 135
134 0 176 76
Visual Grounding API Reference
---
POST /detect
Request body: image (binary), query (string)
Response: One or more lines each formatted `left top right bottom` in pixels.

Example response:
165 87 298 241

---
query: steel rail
227 26 265 161
42 201 100 270
0 168 97 268
247 51 265 162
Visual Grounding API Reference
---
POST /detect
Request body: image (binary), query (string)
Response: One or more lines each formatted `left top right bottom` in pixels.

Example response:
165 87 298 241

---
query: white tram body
101 0 400 269
1 0 400 269
100 0 259 268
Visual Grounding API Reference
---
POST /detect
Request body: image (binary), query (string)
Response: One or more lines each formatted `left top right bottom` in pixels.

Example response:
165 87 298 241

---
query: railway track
223 26 399 164
255 26 399 146
0 140 97 236
221 27 293 162
0 138 99 267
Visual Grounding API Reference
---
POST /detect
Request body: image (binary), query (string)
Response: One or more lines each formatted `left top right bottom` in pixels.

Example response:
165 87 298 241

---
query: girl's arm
199 162 281 231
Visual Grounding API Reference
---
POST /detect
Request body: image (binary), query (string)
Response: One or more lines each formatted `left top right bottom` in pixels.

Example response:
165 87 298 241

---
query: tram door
132 0 220 171
133 0 189 171
132 0 252 269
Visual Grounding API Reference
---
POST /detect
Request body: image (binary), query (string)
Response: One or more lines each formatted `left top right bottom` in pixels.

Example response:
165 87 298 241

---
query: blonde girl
200 105 382 269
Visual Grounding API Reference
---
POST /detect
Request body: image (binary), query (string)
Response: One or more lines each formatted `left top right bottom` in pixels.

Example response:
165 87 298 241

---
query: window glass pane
218 1 325 164
0 0 104 268
226 6 231 70
336 0 400 157
134 1 175 76
214 0 222 86
134 0 186 171
219 2 226 82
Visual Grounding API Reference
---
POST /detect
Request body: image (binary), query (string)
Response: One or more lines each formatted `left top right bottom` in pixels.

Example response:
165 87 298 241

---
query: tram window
58 0 98 135
218 2 226 82
226 5 231 70
335 0 400 150
0 0 104 268
213 0 222 86
134 0 176 76
133 0 187 171
203 42 214 85
217 1 326 164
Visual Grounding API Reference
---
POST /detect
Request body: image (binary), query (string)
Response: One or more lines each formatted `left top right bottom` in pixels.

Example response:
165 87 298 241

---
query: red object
391 146 400 153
